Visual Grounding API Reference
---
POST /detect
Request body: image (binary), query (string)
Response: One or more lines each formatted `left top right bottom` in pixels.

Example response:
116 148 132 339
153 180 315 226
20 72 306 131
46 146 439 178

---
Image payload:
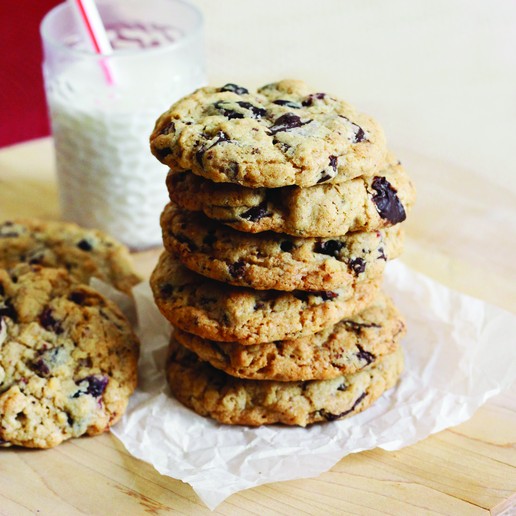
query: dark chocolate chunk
339 115 368 143
337 382 347 392
314 240 345 257
214 101 266 120
228 260 246 279
371 177 406 224
154 146 172 160
31 358 50 376
39 308 63 334
280 240 295 253
220 83 249 95
240 201 270 222
343 320 381 333
356 345 375 365
378 247 387 261
319 391 367 421
160 283 174 297
0 283 4 296
273 99 302 109
329 155 338 171
196 131 230 166
268 113 310 135
0 300 17 322
302 93 326 107
317 174 332 184
349 257 366 275
77 239 93 251
68 291 86 305
320 291 339 301
160 121 175 135
203 233 217 246
175 233 198 252
74 375 109 398
294 290 338 302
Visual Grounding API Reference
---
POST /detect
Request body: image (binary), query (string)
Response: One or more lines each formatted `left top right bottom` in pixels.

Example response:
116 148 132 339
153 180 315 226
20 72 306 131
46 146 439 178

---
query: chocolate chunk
220 83 249 95
74 375 109 398
77 239 93 251
240 201 270 222
268 113 310 135
339 115 368 143
31 358 50 376
68 291 86 305
371 177 406 224
273 99 302 109
329 155 338 171
154 146 172 160
302 93 326 107
317 174 332 184
337 382 347 392
320 291 339 301
160 121 175 135
31 347 64 377
228 260 246 279
0 300 17 322
349 257 366 275
356 345 375 365
203 233 217 246
160 283 174 297
0 283 5 296
280 240 295 253
378 247 387 261
196 131 230 166
314 240 345 257
343 320 381 333
176 233 198 252
39 308 63 334
214 101 266 120
319 391 367 421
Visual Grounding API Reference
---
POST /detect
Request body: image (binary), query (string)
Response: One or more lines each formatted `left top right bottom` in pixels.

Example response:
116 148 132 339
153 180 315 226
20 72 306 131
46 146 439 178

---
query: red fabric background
0 0 62 148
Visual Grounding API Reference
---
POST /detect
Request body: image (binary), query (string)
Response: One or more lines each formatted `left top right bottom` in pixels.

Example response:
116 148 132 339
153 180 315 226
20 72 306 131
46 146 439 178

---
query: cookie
166 155 415 237
151 79 387 188
173 291 406 381
0 219 140 295
161 202 404 291
166 339 403 426
0 264 139 448
150 252 381 345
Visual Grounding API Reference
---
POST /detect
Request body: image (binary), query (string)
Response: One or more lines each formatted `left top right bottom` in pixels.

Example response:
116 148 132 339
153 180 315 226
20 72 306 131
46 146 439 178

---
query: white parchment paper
108 261 516 510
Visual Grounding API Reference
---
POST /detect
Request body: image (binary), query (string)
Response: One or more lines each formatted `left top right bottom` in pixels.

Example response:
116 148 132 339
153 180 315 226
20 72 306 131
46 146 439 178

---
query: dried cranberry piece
39 308 63 334
349 257 366 275
268 113 310 135
240 201 270 222
273 99 302 109
371 177 406 224
77 239 93 251
228 260 246 279
314 240 344 257
220 83 248 95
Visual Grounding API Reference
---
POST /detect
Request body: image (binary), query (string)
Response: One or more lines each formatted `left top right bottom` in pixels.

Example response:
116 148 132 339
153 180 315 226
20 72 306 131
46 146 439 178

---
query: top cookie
0 219 140 295
150 80 387 188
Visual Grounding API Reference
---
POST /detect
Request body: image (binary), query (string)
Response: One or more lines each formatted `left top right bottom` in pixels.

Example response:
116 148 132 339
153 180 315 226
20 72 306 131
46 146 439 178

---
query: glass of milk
40 0 205 249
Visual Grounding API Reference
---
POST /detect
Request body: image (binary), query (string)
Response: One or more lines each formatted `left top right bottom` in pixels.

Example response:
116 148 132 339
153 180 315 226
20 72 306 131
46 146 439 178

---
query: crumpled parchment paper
103 261 516 510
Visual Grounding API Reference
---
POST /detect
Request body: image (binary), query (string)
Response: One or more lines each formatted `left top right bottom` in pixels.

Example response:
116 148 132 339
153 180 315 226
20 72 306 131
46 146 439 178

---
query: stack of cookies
149 80 415 427
0 220 140 447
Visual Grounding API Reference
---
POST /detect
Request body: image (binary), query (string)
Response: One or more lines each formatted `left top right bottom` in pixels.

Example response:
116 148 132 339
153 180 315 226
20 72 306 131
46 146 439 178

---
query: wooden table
0 138 515 515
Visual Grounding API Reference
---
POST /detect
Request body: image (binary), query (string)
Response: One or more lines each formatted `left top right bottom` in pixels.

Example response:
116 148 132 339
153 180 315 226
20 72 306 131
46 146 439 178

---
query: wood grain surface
0 139 515 515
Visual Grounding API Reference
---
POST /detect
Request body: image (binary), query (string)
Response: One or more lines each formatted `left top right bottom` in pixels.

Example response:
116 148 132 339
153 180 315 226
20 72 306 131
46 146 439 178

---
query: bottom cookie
166 340 404 427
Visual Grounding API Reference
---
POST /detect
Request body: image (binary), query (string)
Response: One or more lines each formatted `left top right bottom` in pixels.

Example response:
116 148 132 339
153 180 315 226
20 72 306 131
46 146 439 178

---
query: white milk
46 55 203 249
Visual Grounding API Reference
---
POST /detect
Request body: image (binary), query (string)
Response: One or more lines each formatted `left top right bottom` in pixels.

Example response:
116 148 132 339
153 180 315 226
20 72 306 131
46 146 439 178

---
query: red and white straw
69 0 116 84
